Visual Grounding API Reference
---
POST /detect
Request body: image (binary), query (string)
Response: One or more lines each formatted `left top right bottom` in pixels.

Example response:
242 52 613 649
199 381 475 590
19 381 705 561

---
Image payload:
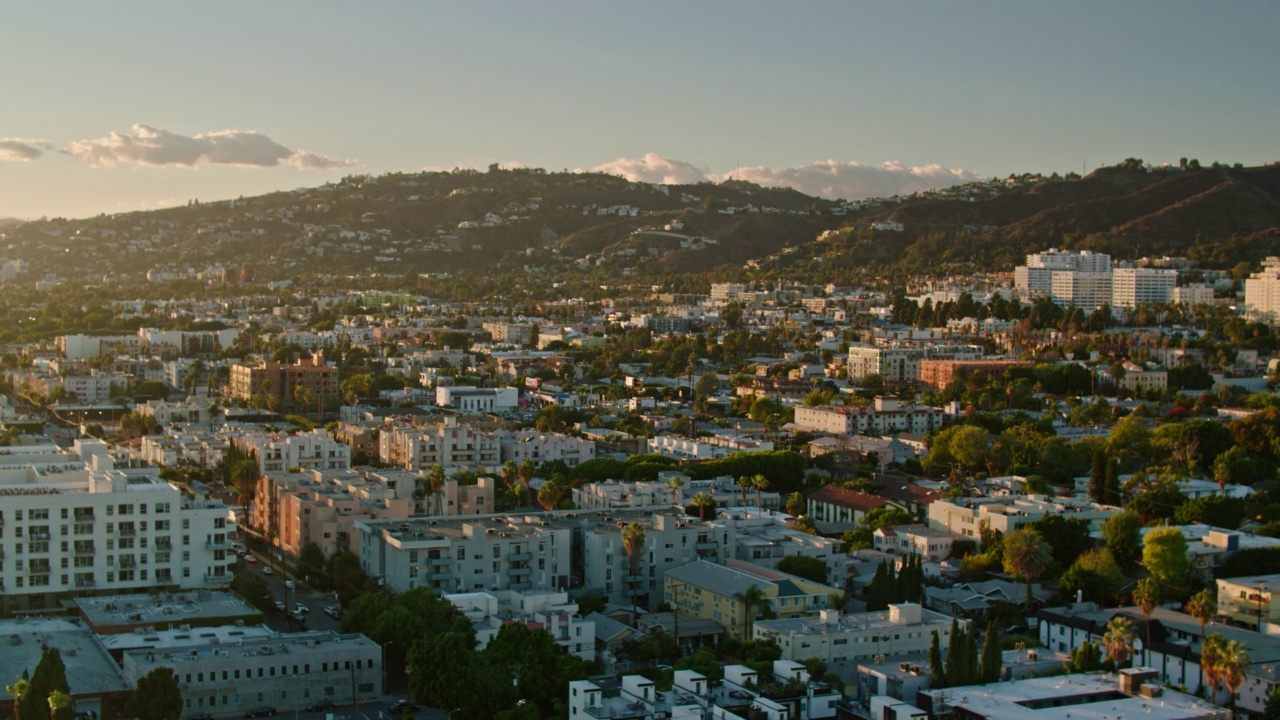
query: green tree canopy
128 668 183 720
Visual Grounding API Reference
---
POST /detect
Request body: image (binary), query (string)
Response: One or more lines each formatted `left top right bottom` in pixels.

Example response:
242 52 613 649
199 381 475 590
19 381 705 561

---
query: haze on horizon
1 1 1277 220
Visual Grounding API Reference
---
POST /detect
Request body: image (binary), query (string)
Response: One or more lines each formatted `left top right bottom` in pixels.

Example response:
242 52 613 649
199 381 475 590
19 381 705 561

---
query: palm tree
1218 638 1249 711
426 464 447 515
47 690 71 720
1186 588 1215 691
1201 633 1226 704
622 522 647 626
733 584 769 640
6 676 29 719
751 474 769 518
666 475 685 506
785 492 805 517
692 492 714 521
1186 589 1215 640
1132 578 1159 667
517 458 536 489
1002 528 1052 608
1103 616 1137 668
734 476 751 513
501 460 519 489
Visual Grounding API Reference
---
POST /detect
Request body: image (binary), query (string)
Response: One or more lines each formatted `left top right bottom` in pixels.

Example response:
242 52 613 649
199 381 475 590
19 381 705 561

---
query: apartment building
872 524 959 562
1173 284 1216 305
266 470 412 558
0 440 234 615
376 418 501 473
793 397 946 436
847 344 983 384
356 508 727 605
928 495 1119 538
445 588 595 660
1014 249 1112 298
120 631 382 718
230 429 352 474
917 360 1028 390
754 603 960 664
571 473 782 515
495 429 595 467
646 434 774 460
1051 270 1113 311
1246 256 1280 321
806 486 887 534
481 321 533 344
1117 361 1168 392
227 352 338 403
1217 574 1280 628
434 386 518 412
665 560 842 640
1111 267 1177 308
726 511 846 586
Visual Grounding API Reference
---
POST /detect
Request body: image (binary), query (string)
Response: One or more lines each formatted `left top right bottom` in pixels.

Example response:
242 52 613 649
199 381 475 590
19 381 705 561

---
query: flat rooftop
122 631 378 674
97 623 275 653
73 590 260 631
0 618 130 698
925 672 1224 720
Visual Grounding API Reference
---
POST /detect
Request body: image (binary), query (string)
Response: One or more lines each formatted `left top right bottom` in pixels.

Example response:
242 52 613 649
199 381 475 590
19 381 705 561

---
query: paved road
241 551 342 633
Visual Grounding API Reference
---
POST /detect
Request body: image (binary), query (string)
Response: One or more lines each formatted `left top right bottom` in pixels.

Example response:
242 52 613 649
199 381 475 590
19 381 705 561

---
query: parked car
294 603 308 614
324 606 341 619
274 601 287 612
245 708 277 718
245 555 257 563
387 701 419 715
262 567 273 575
304 701 335 713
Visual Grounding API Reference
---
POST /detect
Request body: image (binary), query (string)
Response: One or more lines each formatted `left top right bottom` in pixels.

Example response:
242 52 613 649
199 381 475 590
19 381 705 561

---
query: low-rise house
445 588 595 661
806 486 886 534
753 603 962 665
928 495 1120 538
872 524 959 561
925 579 1051 617
664 559 842 640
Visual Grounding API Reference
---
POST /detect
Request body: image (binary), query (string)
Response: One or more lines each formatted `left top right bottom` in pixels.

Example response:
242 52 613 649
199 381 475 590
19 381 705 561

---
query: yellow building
664 559 842 640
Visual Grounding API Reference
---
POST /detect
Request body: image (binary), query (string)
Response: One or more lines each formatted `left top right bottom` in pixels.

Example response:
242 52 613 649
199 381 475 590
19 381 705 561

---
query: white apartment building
445 588 595 660
376 418 501 473
435 385 518 412
647 434 773 460
1246 257 1280 321
0 440 234 614
1015 249 1113 298
121 631 382 717
572 473 783 515
846 344 983 384
753 603 963 664
710 283 748 303
356 507 729 604
481 321 533 344
872 524 960 562
495 429 595 467
793 397 945 436
230 429 351 475
928 495 1119 538
1051 271 1113 310
726 511 846 586
1173 283 1216 305
1111 267 1177 309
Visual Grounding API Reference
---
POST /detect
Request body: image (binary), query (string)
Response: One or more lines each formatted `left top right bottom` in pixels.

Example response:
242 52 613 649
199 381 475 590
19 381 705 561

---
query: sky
2 1 1277 220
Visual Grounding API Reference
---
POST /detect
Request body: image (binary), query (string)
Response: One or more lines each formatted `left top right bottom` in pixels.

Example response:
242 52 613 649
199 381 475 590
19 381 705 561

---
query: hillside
0 162 1277 292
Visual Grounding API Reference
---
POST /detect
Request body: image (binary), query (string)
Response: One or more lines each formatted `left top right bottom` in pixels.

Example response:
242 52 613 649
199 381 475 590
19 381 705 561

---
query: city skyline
2 1 1277 219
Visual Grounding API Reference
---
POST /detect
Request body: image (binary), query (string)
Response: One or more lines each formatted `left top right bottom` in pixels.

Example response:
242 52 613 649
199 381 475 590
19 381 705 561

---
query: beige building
928 495 1119 538
665 559 843 640
1245 257 1280 321
1216 574 1280 628
754 603 962 664
227 352 338 403
793 397 945 435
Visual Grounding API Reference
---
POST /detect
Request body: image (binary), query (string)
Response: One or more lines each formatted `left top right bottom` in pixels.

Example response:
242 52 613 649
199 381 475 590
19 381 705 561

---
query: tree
622 522 647 624
777 555 828 584
1102 510 1143 571
1202 632 1249 708
751 474 769 518
1102 616 1136 668
785 492 805 517
22 649 69 720
665 475 685 505
426 464 447 515
1142 526 1190 589
1029 514 1093 572
1173 495 1245 529
979 620 1002 683
733 584 768 640
734 475 751 512
1067 640 1105 673
928 631 947 688
46 692 70 720
536 473 569 510
1002 528 1051 607
691 492 714 521
1132 578 1160 666
1059 548 1125 604
128 668 183 720
6 675 29 720
298 542 325 584
1186 589 1216 640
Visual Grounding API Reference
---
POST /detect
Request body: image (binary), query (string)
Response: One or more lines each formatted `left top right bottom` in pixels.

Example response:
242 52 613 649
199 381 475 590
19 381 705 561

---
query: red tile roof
877 483 942 505
808 486 887 511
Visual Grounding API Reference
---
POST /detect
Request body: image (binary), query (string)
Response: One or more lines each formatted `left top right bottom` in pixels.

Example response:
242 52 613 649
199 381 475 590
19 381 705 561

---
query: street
243 550 343 634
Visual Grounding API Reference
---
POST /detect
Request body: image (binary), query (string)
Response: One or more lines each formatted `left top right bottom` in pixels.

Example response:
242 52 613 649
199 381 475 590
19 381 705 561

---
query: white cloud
62 124 356 170
591 153 981 200
0 138 51 162
718 160 983 199
591 152 710 185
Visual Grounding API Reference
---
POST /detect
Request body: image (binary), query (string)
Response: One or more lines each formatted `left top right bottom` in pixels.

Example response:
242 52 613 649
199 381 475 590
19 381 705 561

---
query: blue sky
2 1 1277 219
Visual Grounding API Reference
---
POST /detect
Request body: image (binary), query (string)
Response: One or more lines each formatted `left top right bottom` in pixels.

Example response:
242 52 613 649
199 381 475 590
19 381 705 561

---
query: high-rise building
1111 267 1177 308
1245 257 1280 321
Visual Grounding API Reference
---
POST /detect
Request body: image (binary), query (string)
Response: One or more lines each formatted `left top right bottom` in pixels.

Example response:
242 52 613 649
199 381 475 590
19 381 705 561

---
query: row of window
6 537 187 553
184 684 376 710
183 659 371 685
9 568 184 587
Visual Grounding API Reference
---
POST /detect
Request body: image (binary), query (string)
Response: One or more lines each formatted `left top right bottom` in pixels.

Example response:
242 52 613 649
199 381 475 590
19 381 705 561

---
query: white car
262 567 273 576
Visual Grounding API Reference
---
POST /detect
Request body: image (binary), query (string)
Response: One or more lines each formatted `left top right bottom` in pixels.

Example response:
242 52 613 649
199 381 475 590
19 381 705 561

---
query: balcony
206 538 231 549
507 552 532 562
427 557 451 567
428 571 453 581
156 538 173 550
118 555 137 569
74 511 95 522
118 525 137 537
695 541 718 550
74 544 96 555
75 579 96 589
507 566 531 577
